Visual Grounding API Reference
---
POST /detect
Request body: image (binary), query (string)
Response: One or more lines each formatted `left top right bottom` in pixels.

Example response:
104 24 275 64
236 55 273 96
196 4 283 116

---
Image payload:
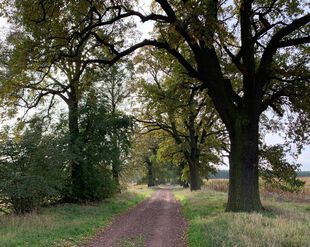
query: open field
173 188 310 247
204 177 310 203
0 187 153 247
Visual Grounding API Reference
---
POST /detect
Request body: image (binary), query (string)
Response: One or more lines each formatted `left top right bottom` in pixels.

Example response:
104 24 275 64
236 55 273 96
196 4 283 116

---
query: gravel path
82 188 187 247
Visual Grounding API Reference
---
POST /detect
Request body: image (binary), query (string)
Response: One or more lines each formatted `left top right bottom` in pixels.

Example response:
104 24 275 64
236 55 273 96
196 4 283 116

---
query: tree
127 131 161 187
98 63 133 185
134 48 226 190
0 0 132 201
126 130 184 187
2 0 310 211
75 89 132 200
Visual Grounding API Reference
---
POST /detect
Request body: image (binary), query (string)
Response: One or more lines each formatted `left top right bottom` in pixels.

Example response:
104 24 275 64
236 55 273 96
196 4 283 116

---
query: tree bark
146 160 155 187
112 164 120 185
226 115 262 212
187 115 202 191
111 132 121 187
189 160 201 190
68 87 82 201
112 156 121 192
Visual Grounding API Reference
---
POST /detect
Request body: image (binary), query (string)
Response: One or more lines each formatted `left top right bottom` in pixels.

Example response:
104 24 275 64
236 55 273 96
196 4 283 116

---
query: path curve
82 188 187 247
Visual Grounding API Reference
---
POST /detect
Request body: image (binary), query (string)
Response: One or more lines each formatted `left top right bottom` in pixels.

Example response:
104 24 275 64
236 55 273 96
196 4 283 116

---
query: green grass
173 189 310 247
119 234 145 247
0 188 152 247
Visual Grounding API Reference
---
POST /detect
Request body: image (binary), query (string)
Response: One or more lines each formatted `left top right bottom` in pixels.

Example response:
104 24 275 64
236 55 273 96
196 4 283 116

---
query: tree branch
257 14 310 87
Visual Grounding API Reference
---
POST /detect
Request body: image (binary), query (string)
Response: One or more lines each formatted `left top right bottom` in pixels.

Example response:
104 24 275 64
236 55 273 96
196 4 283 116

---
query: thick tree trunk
188 153 201 191
226 116 262 212
189 162 200 190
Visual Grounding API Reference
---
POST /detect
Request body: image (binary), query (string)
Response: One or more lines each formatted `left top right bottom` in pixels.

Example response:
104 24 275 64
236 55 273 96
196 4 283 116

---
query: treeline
0 89 132 214
298 171 310 177
210 170 310 179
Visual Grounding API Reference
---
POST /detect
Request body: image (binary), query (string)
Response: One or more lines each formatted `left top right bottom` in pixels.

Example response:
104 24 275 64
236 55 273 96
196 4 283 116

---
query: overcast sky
0 5 309 171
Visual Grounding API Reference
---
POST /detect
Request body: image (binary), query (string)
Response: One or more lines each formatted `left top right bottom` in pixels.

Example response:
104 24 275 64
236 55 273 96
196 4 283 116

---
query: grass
119 234 145 247
0 186 153 247
203 177 310 203
173 189 310 247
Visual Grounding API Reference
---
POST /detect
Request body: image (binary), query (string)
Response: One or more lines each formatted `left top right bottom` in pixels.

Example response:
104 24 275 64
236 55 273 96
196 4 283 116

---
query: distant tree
128 132 157 187
127 130 181 187
134 48 226 190
297 171 310 177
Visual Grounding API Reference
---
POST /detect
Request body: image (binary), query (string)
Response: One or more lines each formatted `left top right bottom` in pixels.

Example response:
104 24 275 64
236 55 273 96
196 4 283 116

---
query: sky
0 4 309 171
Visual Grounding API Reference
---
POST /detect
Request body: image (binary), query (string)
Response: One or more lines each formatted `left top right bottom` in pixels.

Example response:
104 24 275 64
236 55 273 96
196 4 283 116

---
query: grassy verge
173 189 310 247
0 187 153 247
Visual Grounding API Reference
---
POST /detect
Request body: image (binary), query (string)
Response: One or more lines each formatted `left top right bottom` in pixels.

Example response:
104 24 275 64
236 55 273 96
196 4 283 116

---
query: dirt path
83 188 187 247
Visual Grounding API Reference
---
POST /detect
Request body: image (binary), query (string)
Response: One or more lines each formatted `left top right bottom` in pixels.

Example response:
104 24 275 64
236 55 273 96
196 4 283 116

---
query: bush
68 161 118 202
0 120 67 214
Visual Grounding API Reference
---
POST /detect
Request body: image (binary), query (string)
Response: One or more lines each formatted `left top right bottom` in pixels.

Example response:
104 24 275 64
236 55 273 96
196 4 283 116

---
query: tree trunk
112 158 121 192
146 160 155 187
188 153 201 190
112 165 120 184
68 90 82 201
226 115 262 212
111 132 121 187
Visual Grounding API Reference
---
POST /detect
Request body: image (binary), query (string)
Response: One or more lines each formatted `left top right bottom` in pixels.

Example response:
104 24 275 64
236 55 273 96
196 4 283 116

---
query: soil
82 188 187 247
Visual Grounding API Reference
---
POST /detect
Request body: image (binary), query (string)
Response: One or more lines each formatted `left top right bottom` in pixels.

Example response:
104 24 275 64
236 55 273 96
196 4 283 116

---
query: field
0 187 152 247
173 188 310 247
204 177 310 203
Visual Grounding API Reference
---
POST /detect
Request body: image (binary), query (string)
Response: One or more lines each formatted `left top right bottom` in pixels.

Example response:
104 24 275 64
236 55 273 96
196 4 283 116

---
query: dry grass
203 177 310 203
173 188 310 247
0 190 150 247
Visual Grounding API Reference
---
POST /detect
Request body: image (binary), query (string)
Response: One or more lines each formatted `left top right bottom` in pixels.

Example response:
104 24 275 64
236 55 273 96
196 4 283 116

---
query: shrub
0 120 67 214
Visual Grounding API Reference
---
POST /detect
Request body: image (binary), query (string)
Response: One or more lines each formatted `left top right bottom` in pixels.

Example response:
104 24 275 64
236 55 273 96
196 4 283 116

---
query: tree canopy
0 0 309 213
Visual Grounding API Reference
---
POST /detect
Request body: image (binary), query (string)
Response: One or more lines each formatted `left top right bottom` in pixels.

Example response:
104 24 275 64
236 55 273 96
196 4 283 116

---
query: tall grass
173 189 310 247
203 177 310 203
0 188 152 247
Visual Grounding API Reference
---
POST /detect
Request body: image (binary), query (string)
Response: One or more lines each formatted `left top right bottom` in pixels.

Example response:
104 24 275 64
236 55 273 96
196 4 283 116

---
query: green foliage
67 91 133 201
126 131 180 185
134 48 226 188
260 145 305 192
0 118 67 214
